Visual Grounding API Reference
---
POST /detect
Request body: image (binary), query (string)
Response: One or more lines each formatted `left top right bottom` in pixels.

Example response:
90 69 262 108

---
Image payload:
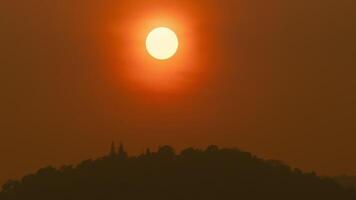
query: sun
146 27 179 60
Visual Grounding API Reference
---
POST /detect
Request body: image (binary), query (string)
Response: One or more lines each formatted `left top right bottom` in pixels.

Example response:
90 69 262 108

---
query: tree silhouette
0 145 355 200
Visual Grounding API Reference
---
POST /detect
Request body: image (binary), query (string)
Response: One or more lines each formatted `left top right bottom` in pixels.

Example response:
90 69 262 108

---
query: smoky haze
0 0 355 185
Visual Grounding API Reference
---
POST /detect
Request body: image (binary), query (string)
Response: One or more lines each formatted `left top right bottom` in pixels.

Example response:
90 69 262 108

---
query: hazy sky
1 0 355 184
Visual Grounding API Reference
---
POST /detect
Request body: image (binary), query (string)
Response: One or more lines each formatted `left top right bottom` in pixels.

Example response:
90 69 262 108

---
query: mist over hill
1 144 355 200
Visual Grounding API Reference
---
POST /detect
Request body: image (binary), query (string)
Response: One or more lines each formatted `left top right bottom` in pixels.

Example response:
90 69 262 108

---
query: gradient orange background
1 0 356 184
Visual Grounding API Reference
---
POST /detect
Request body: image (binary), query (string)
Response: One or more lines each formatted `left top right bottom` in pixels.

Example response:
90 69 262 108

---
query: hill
1 145 355 200
335 175 356 190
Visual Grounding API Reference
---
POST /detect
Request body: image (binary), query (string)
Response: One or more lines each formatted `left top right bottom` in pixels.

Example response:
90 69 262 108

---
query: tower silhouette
118 142 128 159
109 142 116 157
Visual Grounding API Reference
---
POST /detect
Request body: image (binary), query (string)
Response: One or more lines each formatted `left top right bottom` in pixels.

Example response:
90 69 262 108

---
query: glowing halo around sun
146 27 179 60
108 10 213 93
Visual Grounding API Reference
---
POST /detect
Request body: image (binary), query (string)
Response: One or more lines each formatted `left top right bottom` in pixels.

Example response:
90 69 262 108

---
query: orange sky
1 0 356 184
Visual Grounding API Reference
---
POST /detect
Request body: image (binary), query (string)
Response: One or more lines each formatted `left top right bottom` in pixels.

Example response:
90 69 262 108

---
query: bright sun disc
146 27 179 60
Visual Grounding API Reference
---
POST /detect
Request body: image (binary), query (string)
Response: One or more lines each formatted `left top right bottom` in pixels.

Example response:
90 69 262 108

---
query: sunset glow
108 9 206 93
2 0 356 195
146 27 179 60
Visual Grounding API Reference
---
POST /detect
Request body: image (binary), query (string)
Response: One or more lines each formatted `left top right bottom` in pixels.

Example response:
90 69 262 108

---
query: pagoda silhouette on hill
109 142 128 159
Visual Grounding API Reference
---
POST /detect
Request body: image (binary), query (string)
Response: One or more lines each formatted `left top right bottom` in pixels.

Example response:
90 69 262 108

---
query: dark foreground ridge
1 144 355 200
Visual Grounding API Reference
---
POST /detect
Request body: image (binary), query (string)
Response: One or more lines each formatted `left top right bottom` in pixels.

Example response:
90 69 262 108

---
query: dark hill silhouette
1 145 355 200
335 175 356 190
